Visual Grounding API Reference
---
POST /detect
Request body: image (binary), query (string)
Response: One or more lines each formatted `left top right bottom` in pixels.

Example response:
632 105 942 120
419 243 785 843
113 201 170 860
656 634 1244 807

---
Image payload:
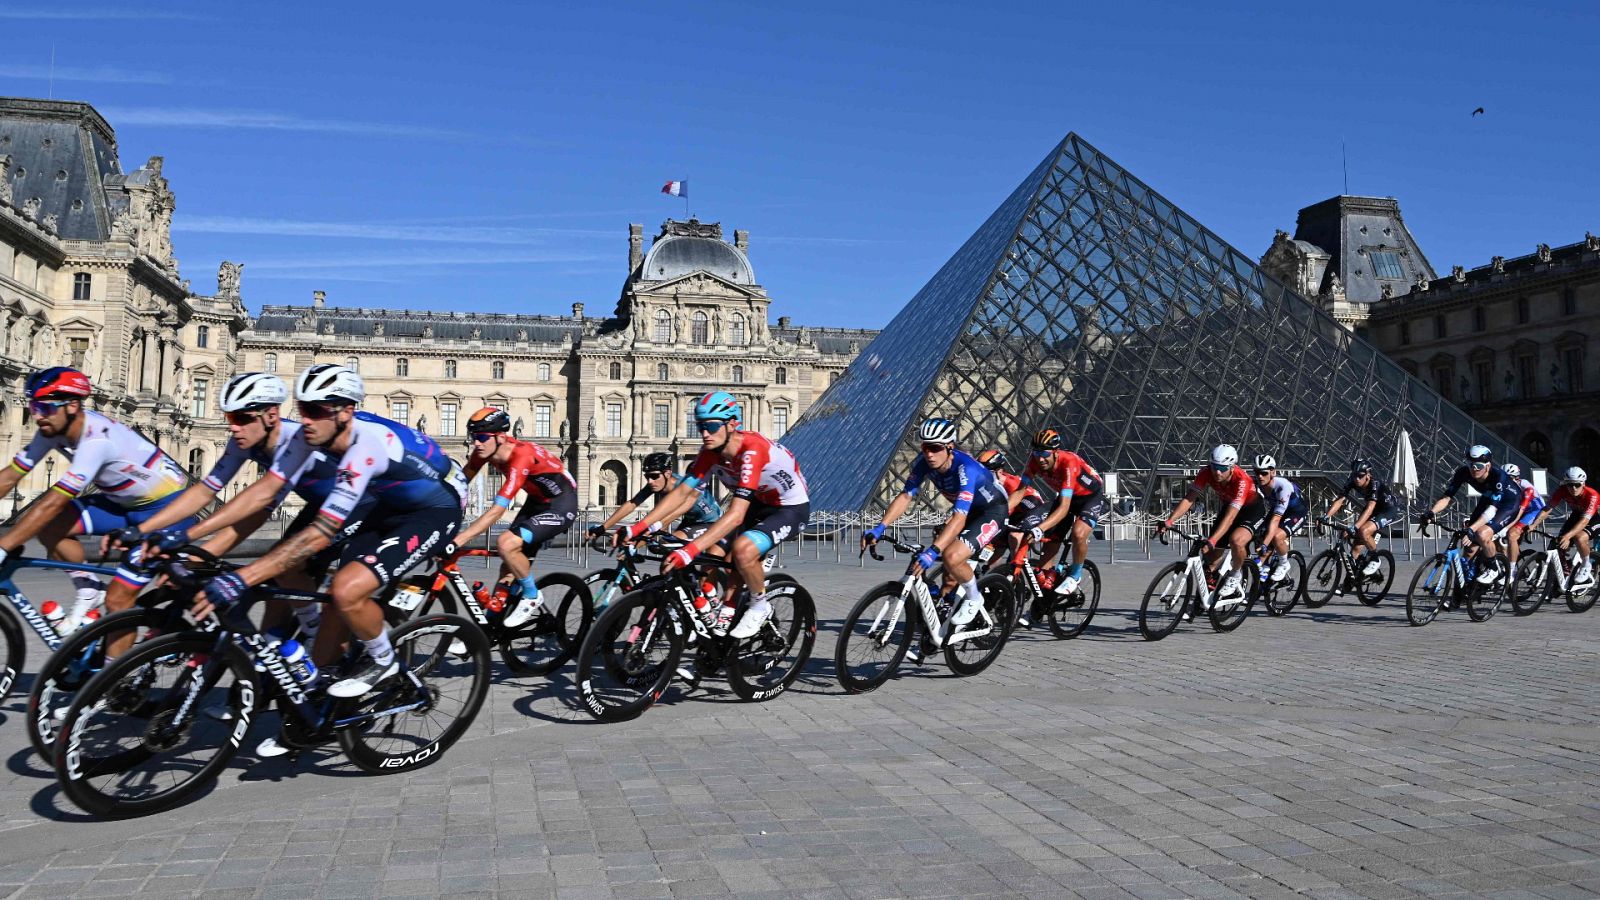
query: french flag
661 180 687 198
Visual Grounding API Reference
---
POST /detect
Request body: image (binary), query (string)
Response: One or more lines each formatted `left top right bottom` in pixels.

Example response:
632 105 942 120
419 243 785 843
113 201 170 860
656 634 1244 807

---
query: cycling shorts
1011 494 1047 530
736 502 809 555
1214 495 1268 538
1515 505 1542 529
1055 490 1107 536
74 492 194 537
1473 496 1519 536
510 490 578 556
303 504 461 591
1561 512 1591 538
1280 511 1307 537
1369 506 1401 530
956 497 1008 556
677 523 713 541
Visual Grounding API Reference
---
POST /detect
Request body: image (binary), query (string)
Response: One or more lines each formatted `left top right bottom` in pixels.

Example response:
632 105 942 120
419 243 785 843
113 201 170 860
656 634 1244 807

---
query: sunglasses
297 401 344 421
224 411 263 427
645 471 666 479
1031 449 1053 457
696 420 727 434
920 443 950 453
471 432 499 443
1469 461 1490 470
28 400 68 418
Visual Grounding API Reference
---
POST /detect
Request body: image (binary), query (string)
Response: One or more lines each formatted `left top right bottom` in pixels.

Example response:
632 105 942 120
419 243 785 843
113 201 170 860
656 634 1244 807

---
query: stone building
1263 194 1600 478
236 219 877 508
0 97 243 514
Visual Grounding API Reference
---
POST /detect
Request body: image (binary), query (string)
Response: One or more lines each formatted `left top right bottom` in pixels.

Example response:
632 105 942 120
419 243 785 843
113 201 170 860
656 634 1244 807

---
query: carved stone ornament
1380 283 1394 300
1414 272 1429 292
1587 232 1600 252
321 322 334 335
0 155 10 204
1451 265 1467 283
1491 255 1505 273
217 261 242 299
42 213 57 233
470 326 482 340
516 328 528 341
422 324 434 338
372 321 384 336
1537 243 1553 263
21 197 41 220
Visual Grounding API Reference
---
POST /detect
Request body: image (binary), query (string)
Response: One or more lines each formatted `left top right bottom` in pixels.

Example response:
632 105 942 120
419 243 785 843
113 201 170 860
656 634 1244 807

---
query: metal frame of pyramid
782 133 1531 514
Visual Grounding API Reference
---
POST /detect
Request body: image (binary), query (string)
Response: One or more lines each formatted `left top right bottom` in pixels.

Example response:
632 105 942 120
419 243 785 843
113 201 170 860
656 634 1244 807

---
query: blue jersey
1442 464 1520 510
903 449 1003 515
271 411 459 524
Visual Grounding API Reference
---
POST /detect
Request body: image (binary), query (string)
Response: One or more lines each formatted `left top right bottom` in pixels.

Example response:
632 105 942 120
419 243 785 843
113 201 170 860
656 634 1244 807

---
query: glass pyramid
783 133 1530 513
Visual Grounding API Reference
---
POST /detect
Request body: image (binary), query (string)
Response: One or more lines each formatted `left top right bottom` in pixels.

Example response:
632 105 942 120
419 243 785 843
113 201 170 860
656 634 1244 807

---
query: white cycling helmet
1210 444 1238 468
1252 454 1276 472
219 372 289 412
295 363 365 404
1503 463 1521 479
917 417 958 445
1565 466 1588 486
1468 444 1493 463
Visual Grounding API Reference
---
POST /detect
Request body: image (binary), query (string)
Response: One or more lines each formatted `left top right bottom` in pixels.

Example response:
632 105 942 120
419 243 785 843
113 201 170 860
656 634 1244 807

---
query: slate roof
251 306 584 342
0 98 120 241
640 234 755 284
1292 195 1436 303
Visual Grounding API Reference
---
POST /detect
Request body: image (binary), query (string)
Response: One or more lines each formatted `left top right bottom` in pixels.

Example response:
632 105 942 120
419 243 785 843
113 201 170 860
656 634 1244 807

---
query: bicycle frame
1164 528 1242 611
866 542 998 649
0 558 125 655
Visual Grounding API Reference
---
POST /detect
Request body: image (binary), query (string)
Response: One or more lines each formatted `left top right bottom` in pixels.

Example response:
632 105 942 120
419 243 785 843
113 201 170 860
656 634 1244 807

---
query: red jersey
464 438 574 507
1023 450 1102 497
997 470 1040 501
1188 465 1259 509
1552 484 1600 519
687 431 809 507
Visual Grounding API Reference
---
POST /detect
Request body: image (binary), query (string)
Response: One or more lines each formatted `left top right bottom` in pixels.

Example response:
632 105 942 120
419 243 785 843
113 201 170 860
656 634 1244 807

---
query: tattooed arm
230 516 337 587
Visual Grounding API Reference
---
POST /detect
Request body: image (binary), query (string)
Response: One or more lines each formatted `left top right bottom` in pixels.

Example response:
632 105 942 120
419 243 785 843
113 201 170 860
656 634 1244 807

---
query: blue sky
5 1 1596 329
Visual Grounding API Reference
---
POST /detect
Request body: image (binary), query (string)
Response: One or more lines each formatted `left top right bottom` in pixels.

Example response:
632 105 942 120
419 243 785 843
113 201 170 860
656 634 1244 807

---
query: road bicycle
390 548 592 675
582 535 772 618
1248 542 1307 617
1137 527 1254 641
0 554 123 706
575 535 815 720
982 526 1100 639
1405 522 1509 625
1303 519 1396 608
53 553 491 818
1510 529 1600 616
833 537 1014 694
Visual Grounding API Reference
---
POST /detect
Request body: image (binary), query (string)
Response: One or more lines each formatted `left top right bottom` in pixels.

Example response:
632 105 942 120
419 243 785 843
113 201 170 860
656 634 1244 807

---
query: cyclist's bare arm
1163 495 1197 526
453 504 506 548
877 492 915 530
185 474 282 543
0 484 73 553
599 500 641 532
931 509 968 557
1325 497 1347 520
638 481 701 533
230 516 337 588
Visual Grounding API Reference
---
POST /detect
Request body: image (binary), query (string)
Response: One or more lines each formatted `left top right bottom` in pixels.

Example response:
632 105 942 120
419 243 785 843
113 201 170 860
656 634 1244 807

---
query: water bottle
488 583 510 614
40 601 67 634
279 639 318 687
254 625 295 673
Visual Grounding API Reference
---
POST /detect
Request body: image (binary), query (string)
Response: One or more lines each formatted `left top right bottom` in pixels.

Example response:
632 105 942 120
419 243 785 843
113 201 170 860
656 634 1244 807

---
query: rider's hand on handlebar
861 523 886 549
662 542 699 572
192 571 247 620
1028 526 1045 544
912 546 939 574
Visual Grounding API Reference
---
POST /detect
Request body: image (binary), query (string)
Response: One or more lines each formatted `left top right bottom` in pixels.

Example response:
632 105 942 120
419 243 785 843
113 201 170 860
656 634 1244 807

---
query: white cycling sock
363 630 395 667
293 603 322 639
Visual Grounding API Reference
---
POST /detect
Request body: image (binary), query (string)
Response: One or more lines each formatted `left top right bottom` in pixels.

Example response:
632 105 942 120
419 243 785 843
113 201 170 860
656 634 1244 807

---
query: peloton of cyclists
1418 444 1522 587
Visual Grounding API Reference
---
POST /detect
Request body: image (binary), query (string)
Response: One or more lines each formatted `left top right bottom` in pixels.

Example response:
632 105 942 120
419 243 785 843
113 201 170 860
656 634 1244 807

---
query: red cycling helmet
26 366 92 400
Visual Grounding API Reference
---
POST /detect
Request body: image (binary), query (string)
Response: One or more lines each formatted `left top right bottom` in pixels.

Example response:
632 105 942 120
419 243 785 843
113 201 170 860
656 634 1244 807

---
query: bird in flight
1472 107 1486 116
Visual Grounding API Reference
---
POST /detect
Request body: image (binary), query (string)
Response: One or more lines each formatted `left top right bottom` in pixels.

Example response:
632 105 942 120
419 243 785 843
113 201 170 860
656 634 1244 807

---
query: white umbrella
1393 429 1421 558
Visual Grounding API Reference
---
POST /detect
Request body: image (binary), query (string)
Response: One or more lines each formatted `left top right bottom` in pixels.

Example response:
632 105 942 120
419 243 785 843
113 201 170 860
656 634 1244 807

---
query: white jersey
11 410 189 507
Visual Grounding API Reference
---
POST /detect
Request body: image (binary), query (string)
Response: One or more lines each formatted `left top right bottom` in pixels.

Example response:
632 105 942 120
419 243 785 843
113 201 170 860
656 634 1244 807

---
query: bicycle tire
0 604 24 707
500 573 592 676
28 606 171 762
1046 560 1100 639
1509 558 1550 616
575 590 683 722
1567 580 1599 613
834 582 915 694
54 631 255 819
1209 562 1254 633
1356 550 1396 606
1138 561 1192 642
1405 556 1449 627
1466 575 1505 622
727 581 816 702
338 613 492 774
944 574 1013 675
1260 552 1305 617
1302 550 1342 608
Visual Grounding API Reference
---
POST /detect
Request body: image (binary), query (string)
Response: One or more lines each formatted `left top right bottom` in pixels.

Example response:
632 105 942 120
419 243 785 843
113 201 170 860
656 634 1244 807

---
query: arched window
732 365 744 384
775 367 787 385
692 311 709 345
537 363 551 382
653 309 672 343
492 361 505 380
609 361 622 380
345 357 359 373
196 325 209 349
445 359 457 379
396 357 409 377
1522 432 1553 469
264 352 278 373
730 314 746 346
657 362 669 381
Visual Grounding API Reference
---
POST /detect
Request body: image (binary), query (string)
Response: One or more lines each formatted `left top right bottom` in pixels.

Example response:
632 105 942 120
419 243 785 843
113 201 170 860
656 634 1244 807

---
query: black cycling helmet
642 451 673 472
1350 458 1373 477
467 407 512 435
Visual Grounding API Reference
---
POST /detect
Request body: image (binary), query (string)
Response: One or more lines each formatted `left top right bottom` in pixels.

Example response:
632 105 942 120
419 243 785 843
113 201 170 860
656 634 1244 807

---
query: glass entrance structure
782 133 1529 513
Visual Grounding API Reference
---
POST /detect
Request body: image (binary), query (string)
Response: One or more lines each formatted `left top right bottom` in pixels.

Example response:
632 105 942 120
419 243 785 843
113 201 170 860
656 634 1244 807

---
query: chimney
734 229 748 252
312 290 326 308
778 316 791 329
628 223 643 273
572 302 584 318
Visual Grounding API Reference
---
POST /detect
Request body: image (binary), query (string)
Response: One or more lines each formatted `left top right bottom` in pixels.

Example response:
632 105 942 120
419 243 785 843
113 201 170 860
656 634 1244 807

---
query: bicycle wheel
1046 560 1100 639
1405 556 1450 627
1509 558 1550 616
944 574 1013 676
727 581 816 702
338 614 491 774
1567 577 1599 613
1138 562 1192 641
28 606 171 761
1260 552 1304 617
1466 573 1506 622
501 573 592 676
1210 562 1255 633
1356 550 1396 606
0 604 24 707
575 590 683 721
1302 550 1342 608
834 582 915 694
54 632 254 818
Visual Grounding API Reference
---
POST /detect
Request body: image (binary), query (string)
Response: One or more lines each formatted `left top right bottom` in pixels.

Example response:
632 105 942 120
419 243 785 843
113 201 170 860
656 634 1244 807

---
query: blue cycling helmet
694 390 742 424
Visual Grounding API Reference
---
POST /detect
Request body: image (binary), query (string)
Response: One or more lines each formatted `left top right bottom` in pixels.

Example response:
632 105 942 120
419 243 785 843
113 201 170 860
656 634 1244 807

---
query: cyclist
1323 458 1402 581
1501 462 1545 581
1419 444 1521 586
193 364 463 700
976 449 1042 567
863 418 1005 643
1155 444 1263 605
594 451 722 542
1251 455 1307 583
452 407 577 628
1529 467 1597 590
1015 428 1105 596
625 391 808 639
0 367 192 631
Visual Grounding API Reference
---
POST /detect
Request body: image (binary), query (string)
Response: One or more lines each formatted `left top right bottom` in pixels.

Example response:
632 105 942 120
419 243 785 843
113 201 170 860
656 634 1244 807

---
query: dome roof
640 234 755 285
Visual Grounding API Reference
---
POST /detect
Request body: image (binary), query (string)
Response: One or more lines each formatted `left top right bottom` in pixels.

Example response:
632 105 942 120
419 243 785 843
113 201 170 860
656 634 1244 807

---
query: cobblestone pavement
1 542 1598 899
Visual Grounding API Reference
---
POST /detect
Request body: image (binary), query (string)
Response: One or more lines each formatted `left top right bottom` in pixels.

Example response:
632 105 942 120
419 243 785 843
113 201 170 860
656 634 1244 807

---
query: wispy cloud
0 8 210 19
245 251 606 271
175 215 613 244
100 107 476 140
0 63 171 85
